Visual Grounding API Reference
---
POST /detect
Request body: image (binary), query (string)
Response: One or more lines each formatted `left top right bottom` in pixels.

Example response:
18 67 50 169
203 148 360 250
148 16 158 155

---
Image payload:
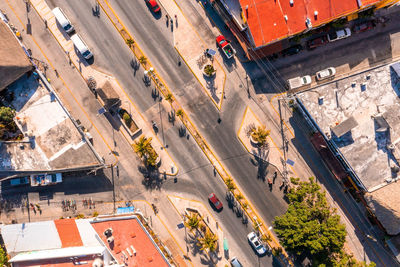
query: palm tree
133 136 152 158
197 229 218 253
184 213 201 232
225 178 235 191
176 109 184 118
235 193 244 202
145 147 159 167
139 56 147 65
165 93 173 106
251 125 270 146
126 38 134 47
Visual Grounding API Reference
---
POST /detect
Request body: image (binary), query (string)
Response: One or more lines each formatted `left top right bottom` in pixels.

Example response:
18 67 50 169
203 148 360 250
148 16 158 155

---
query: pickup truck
216 35 236 59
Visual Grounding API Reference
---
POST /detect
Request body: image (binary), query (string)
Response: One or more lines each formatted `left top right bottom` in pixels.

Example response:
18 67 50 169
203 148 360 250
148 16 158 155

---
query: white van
71 34 93 60
52 7 74 34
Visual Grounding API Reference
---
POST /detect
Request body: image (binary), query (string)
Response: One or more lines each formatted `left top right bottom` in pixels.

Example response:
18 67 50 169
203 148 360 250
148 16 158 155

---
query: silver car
247 232 267 256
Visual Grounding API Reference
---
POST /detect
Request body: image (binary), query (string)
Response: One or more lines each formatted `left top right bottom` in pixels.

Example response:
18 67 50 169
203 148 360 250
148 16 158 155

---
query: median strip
97 0 292 265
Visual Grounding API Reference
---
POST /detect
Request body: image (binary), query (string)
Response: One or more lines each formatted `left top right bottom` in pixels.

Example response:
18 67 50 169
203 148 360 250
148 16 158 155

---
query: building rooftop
238 0 380 48
91 216 170 267
296 62 400 234
0 74 101 171
0 20 32 90
1 215 170 266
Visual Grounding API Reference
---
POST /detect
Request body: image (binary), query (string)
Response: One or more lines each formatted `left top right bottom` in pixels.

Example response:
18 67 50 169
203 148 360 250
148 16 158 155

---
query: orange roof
54 219 83 248
239 0 381 48
91 217 169 267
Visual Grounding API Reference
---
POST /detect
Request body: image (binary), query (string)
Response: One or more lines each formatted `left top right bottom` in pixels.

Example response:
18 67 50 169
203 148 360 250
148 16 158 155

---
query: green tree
0 106 15 125
145 147 159 167
0 247 9 267
250 125 270 146
133 136 152 159
139 56 147 65
176 109 184 117
225 178 236 191
165 93 173 105
184 212 202 232
273 177 347 263
125 38 134 47
122 112 132 127
197 229 218 253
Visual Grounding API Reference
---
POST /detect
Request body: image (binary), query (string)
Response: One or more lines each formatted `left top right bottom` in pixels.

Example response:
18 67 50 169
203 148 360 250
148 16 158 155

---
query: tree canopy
274 177 347 263
0 106 15 125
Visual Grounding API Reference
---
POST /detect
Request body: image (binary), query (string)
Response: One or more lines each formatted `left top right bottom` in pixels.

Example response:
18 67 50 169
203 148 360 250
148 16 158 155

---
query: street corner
167 195 231 266
237 106 286 176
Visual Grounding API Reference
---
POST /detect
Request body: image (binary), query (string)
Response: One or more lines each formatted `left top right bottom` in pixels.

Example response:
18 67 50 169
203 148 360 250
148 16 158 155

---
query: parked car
327 28 351 42
287 75 312 90
30 173 62 186
230 257 244 267
216 35 236 59
306 35 328 50
316 67 336 80
281 44 302 56
208 193 223 211
247 232 267 256
145 0 161 12
352 20 375 33
10 176 30 187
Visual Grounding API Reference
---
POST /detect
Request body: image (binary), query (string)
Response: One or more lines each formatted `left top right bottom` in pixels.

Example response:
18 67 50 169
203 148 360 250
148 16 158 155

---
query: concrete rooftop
0 74 100 171
297 63 400 192
297 62 400 234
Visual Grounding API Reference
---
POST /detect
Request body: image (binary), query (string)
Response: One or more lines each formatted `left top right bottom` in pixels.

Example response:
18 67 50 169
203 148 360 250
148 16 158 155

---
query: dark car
352 20 375 34
208 193 223 211
145 0 161 12
306 35 328 50
281 45 302 56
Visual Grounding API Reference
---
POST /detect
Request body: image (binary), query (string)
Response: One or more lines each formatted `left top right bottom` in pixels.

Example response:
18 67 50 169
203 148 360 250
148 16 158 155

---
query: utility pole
278 98 289 186
111 164 116 214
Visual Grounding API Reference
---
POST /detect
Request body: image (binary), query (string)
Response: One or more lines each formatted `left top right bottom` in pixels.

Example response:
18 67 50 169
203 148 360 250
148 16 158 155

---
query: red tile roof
54 219 83 248
239 0 381 48
91 217 169 267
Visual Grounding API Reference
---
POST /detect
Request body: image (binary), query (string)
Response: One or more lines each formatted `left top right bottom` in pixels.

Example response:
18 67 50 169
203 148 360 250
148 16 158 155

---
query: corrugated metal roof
1 221 61 253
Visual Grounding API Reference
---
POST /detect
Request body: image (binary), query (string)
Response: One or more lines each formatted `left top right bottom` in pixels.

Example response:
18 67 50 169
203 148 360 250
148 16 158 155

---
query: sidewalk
0 194 189 267
157 0 226 110
167 195 229 267
29 0 178 175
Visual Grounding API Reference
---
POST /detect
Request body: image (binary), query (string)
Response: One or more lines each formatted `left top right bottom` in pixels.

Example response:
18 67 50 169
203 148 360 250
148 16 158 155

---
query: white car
288 75 312 90
316 67 336 80
327 28 351 42
247 232 267 256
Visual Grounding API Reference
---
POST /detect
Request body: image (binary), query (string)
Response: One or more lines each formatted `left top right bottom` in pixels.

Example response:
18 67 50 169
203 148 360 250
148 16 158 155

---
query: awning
391 62 400 78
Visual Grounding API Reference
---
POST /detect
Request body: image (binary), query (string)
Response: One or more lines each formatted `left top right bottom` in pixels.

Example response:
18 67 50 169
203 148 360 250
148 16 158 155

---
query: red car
306 35 328 50
352 21 375 34
145 0 161 12
208 193 223 210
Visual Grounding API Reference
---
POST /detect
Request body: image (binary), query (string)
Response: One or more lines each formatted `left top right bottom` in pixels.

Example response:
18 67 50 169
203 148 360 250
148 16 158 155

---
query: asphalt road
46 0 281 266
41 0 400 266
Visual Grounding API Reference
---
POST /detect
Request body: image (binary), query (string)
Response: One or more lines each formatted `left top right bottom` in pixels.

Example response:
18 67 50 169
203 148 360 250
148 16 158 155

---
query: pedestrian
54 69 59 77
44 19 47 28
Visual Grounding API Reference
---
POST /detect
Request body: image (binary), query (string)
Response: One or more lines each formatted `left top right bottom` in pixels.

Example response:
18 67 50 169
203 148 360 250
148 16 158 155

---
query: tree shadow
139 166 163 191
